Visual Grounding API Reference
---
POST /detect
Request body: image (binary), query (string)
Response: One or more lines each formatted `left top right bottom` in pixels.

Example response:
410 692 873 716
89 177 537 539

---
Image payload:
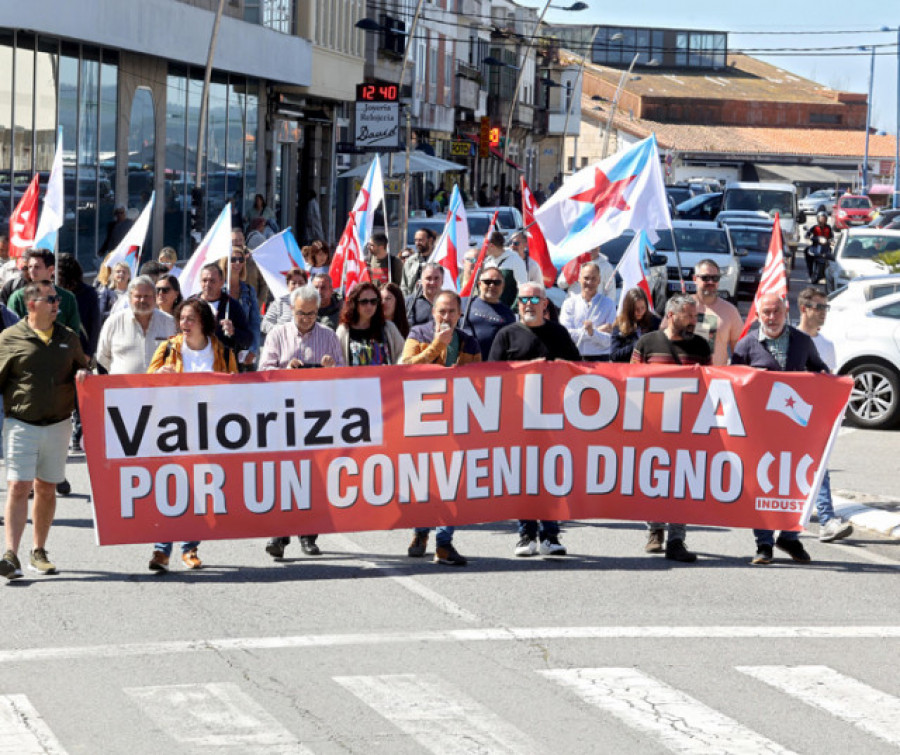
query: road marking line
0 694 68 755
334 673 531 753
2 626 900 665
123 682 312 752
329 534 481 623
540 668 795 755
737 665 900 747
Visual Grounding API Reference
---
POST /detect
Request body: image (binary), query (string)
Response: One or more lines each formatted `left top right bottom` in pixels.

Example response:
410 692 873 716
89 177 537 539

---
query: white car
825 228 900 293
654 220 740 301
799 189 837 216
821 276 900 429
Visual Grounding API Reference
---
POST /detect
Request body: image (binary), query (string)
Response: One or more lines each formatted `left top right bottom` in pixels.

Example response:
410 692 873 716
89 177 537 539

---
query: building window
810 112 842 125
244 0 293 34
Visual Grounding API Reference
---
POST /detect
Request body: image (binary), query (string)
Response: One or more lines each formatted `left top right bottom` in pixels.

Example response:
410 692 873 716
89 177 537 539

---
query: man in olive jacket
0 280 89 580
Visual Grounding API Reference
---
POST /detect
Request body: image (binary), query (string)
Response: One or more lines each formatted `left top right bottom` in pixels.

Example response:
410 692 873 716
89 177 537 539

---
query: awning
869 183 899 195
754 163 846 184
338 151 467 179
490 146 523 171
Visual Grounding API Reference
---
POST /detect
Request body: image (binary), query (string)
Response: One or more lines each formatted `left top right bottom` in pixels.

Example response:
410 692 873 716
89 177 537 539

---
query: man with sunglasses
0 281 90 579
459 262 516 360
489 283 579 557
691 259 742 366
7 250 81 333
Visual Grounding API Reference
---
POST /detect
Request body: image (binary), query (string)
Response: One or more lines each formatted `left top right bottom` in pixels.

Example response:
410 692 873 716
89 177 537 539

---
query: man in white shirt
559 261 617 360
96 276 175 374
797 286 852 543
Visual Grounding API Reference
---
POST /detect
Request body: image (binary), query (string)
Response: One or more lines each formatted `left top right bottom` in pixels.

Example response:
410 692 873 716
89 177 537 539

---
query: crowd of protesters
0 220 852 580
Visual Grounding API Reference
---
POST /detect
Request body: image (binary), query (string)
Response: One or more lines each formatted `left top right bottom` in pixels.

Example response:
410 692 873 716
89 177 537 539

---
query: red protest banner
79 362 851 546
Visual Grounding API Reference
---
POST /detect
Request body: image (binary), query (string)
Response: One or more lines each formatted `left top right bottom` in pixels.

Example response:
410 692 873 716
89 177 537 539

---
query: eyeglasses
358 298 379 305
156 286 172 294
230 256 245 264
480 279 503 286
518 295 542 305
810 303 830 312
295 309 318 318
34 295 61 304
696 274 721 282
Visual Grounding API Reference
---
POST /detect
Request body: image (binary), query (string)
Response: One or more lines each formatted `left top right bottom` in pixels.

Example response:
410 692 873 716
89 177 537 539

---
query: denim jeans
154 541 201 556
753 529 799 547
647 521 686 542
518 520 560 538
815 470 835 525
414 527 454 546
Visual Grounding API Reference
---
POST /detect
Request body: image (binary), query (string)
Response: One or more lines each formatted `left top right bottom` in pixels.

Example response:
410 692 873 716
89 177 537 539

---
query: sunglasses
810 303 830 312
156 286 172 294
358 298 379 305
480 279 503 286
35 295 61 304
230 256 245 263
697 274 721 282
518 295 542 305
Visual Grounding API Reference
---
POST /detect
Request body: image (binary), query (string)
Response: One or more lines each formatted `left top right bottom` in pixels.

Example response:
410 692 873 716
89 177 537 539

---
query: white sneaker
820 518 853 542
539 536 567 556
514 536 538 557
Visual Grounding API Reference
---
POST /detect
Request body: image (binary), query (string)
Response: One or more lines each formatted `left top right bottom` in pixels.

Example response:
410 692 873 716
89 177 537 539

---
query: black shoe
665 539 697 563
70 440 83 454
265 537 288 559
56 479 71 496
751 544 773 565
300 536 321 556
775 537 811 563
408 532 428 557
434 544 467 566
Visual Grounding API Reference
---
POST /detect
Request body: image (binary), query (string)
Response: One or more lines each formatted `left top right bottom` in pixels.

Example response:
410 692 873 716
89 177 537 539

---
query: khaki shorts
3 417 71 484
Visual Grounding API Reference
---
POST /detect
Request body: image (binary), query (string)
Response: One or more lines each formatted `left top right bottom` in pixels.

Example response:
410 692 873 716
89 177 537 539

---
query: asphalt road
1 447 899 753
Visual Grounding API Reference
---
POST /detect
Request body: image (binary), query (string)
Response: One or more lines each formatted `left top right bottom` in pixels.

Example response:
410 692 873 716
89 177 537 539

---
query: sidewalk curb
833 495 900 540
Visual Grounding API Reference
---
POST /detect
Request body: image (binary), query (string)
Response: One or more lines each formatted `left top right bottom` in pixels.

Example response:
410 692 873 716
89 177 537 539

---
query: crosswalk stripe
334 673 533 753
0 694 68 755
539 668 797 755
123 682 312 752
737 665 900 747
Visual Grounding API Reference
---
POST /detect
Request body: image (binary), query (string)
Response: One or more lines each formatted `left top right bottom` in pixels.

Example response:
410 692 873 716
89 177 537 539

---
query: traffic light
479 117 491 158
489 127 500 147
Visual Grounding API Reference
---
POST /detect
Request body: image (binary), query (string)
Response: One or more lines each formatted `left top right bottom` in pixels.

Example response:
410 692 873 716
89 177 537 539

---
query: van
722 182 804 253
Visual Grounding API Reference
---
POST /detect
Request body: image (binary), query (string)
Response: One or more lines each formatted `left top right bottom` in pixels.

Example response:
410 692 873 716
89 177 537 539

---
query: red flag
460 210 498 298
560 251 594 287
739 212 789 340
329 213 370 294
8 174 40 258
520 177 557 287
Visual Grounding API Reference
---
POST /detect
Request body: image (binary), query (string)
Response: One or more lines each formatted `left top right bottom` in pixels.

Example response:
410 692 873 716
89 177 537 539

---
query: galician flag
739 212 789 340
354 154 385 252
535 134 671 267
616 231 655 313
179 203 232 298
34 127 65 252
250 228 306 301
104 192 155 278
8 174 40 259
429 185 468 289
766 381 813 426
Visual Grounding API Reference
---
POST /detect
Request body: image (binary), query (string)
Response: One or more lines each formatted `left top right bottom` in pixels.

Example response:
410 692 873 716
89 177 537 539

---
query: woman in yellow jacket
146 297 238 572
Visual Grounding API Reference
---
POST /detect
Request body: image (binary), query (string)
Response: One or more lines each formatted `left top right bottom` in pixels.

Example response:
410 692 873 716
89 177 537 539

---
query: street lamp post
862 45 876 195
886 26 900 209
601 53 642 159
559 27 600 180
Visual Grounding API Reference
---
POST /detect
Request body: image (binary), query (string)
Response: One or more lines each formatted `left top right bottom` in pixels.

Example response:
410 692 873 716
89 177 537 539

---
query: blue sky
542 1 899 135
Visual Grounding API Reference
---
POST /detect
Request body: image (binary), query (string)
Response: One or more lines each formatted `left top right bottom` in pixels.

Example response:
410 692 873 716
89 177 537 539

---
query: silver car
799 189 837 216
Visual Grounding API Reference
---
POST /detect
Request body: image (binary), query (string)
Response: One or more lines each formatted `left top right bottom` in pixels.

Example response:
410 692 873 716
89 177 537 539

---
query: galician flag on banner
616 231 655 313
354 154 385 250
34 127 65 252
429 185 468 289
535 134 671 267
739 212 789 340
250 228 306 301
8 174 40 259
104 192 155 278
179 203 232 298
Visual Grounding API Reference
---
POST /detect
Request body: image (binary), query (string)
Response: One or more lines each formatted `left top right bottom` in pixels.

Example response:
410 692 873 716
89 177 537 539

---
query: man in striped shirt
631 294 710 564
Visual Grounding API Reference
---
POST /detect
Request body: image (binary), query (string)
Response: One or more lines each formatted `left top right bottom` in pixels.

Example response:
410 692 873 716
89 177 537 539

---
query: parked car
717 211 792 270
821 279 900 428
665 185 694 207
588 232 669 315
405 217 449 248
869 208 900 229
723 224 785 297
654 220 740 301
467 207 524 249
675 192 722 221
824 228 900 293
798 189 837 216
722 181 804 252
833 194 874 230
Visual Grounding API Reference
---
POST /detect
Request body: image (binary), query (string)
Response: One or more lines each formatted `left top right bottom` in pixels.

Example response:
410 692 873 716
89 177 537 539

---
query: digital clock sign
356 83 400 103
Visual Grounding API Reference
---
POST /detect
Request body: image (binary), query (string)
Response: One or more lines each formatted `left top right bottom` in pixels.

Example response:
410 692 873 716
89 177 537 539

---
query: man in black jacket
489 282 579 558
198 262 252 357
